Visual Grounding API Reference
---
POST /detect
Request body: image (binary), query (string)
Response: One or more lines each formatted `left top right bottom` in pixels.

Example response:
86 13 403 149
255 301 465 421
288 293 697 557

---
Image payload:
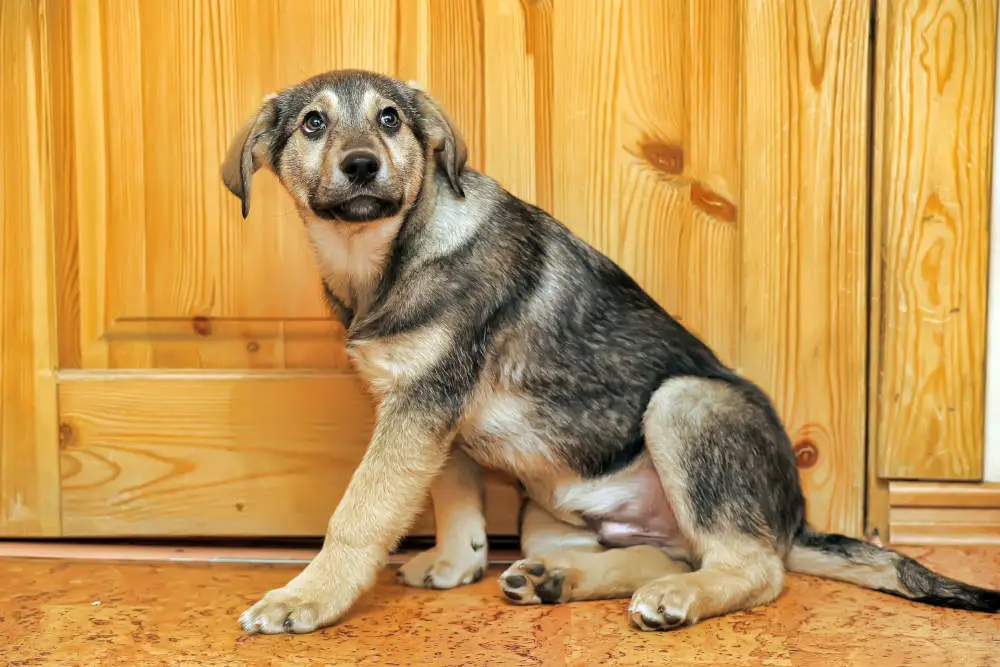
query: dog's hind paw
499 558 572 605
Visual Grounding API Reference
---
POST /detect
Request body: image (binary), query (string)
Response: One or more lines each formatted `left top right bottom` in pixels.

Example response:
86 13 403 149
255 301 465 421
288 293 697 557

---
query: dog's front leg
239 402 453 634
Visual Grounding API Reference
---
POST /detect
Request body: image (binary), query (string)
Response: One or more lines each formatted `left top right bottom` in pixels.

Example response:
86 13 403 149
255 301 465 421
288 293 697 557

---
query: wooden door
868 0 998 543
1 0 872 539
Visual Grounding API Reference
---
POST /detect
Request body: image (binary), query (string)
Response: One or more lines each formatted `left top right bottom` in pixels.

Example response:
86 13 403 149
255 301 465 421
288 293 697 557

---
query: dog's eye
302 111 326 135
378 107 401 130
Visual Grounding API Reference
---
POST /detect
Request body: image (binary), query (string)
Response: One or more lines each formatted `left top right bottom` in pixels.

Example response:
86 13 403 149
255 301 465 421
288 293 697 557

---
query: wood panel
0 0 61 536
58 0 356 372
871 0 997 480
58 376 521 536
740 0 871 535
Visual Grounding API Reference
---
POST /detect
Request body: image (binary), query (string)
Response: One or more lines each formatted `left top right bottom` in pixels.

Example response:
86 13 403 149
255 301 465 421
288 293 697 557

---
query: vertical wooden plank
549 0 623 255
338 0 398 74
68 0 110 370
426 0 484 173
681 0 740 365
481 0 535 202
0 0 61 536
872 0 996 481
741 0 871 536
522 0 553 214
47 0 80 370
101 0 150 369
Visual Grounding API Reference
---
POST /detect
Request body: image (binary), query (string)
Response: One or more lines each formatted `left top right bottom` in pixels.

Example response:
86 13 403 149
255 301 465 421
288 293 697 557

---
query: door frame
985 3 1000 483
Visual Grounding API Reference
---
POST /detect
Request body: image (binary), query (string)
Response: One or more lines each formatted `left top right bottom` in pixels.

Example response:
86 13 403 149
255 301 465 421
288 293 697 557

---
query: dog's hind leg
499 501 691 604
397 446 488 589
627 376 792 631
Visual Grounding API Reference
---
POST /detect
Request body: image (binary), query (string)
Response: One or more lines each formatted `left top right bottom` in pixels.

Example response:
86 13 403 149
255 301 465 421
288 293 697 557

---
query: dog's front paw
499 558 573 605
239 586 342 635
396 541 487 589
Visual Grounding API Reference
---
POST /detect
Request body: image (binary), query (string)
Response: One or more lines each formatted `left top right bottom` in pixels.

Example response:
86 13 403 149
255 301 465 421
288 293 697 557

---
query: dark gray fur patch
894 555 1000 612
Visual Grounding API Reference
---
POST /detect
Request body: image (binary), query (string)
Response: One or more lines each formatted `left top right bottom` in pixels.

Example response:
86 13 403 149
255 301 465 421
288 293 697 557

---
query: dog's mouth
311 195 402 223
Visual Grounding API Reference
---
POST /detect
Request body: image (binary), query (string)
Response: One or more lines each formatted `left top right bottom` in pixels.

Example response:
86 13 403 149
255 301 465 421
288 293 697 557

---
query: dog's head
221 70 466 222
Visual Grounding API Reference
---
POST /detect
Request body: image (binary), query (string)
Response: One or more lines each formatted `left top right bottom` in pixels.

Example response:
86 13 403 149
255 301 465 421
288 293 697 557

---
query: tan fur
306 213 404 314
496 376 791 630
622 376 788 630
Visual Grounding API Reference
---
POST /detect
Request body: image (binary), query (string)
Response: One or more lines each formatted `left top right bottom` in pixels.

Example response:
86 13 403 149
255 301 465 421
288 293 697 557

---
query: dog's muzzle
311 195 402 223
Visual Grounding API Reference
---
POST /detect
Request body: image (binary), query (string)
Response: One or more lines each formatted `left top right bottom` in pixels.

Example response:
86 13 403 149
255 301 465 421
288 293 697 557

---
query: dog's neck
302 172 486 330
304 212 405 326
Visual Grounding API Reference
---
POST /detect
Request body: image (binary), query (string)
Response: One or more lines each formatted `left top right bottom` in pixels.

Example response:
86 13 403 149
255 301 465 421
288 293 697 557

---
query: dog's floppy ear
221 94 279 218
412 87 467 198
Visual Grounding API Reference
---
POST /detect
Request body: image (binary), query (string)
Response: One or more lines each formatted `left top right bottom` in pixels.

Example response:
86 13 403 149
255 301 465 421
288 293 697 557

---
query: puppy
221 69 1000 634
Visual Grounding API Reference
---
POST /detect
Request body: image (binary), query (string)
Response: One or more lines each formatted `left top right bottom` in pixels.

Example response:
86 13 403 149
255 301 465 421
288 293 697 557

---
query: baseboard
0 538 524 566
888 482 1000 545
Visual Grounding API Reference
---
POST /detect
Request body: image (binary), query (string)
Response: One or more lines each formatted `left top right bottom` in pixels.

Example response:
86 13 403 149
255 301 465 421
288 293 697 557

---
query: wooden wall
3 0 874 539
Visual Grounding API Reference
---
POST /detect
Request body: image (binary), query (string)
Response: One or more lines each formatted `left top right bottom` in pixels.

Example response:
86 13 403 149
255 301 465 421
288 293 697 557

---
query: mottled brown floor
2 546 999 666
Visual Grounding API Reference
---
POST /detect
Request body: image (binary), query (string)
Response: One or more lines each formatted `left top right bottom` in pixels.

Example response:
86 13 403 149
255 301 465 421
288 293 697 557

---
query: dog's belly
552 456 685 550
457 396 685 551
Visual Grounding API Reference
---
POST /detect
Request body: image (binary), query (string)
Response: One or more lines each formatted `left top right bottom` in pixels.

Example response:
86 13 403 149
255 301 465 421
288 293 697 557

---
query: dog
221 69 1000 634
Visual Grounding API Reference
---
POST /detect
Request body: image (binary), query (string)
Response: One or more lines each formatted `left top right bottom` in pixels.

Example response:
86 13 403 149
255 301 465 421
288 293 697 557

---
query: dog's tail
785 526 1000 612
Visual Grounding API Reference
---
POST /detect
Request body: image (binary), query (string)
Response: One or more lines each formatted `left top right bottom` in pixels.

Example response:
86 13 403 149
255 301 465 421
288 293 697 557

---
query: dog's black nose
340 152 380 184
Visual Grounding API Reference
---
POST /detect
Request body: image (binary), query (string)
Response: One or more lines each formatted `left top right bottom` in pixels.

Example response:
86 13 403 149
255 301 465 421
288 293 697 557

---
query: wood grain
33 1 879 538
0 0 61 536
871 0 996 480
58 376 521 537
740 0 871 536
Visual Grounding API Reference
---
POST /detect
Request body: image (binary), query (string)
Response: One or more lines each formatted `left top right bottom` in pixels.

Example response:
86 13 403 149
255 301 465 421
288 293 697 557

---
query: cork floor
2 546 998 666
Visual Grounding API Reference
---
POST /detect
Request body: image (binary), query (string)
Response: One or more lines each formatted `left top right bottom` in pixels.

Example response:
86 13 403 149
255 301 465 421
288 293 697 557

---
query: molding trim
889 482 1000 545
